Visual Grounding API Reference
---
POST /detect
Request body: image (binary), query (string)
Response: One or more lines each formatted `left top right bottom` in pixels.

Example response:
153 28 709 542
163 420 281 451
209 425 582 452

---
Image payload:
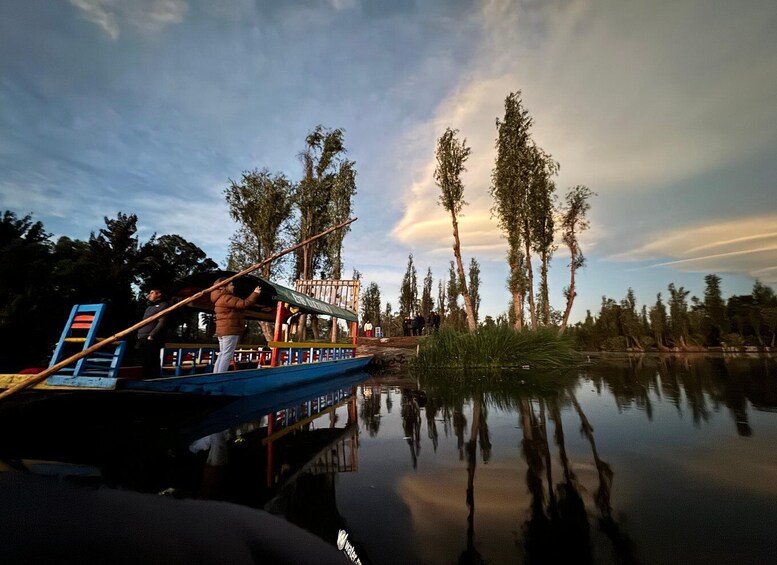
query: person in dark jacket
137 288 169 376
210 278 261 373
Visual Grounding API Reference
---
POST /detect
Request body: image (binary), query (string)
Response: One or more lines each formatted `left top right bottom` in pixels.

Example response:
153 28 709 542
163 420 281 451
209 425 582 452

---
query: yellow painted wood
0 373 105 391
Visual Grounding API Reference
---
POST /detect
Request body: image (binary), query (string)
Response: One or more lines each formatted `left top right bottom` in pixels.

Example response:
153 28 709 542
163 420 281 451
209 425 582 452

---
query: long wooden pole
0 218 357 401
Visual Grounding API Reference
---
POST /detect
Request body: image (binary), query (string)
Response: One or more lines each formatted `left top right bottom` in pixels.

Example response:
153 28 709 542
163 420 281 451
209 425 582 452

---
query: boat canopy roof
172 270 358 322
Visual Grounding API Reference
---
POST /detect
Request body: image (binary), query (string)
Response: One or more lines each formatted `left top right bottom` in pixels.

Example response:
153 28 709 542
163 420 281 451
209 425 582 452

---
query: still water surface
3 355 777 563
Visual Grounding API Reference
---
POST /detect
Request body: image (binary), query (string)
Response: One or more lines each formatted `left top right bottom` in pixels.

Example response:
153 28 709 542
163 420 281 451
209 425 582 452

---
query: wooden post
270 301 284 368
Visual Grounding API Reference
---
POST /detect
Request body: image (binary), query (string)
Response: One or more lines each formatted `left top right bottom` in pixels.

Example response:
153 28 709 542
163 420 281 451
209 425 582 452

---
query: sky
2 0 776 324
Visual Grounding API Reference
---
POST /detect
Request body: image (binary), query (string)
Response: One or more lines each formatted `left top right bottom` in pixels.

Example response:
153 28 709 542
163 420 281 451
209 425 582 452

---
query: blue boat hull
120 355 373 396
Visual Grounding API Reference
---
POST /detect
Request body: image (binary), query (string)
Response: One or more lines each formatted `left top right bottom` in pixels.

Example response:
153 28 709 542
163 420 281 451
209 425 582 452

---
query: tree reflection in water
411 355 777 562
418 368 640 564
359 384 383 437
401 389 424 469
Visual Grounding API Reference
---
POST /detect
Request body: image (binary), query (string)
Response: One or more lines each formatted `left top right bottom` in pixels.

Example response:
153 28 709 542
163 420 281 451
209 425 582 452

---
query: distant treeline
0 210 217 371
359 269 777 352
568 276 777 351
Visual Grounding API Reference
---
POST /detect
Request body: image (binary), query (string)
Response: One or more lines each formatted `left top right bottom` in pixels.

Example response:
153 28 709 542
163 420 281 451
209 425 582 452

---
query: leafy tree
668 283 691 349
138 234 217 290
445 260 464 330
384 302 397 337
295 126 354 281
491 92 533 331
0 211 57 370
701 274 727 345
137 234 218 341
420 268 434 321
529 146 558 326
558 186 594 334
324 159 357 280
762 307 777 347
434 127 477 332
87 212 142 332
399 254 418 317
649 293 669 350
594 296 621 349
361 282 382 328
751 280 777 345
727 294 757 339
619 288 643 351
521 144 558 328
436 280 447 321
224 168 294 279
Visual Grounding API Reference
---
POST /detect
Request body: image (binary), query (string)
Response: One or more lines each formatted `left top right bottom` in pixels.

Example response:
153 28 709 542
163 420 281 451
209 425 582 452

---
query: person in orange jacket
210 278 261 373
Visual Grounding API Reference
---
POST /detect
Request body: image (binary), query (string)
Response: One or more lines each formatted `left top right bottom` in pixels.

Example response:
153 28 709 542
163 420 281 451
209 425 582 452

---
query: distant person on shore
403 317 411 336
210 278 262 373
364 321 373 337
137 288 170 377
414 314 425 336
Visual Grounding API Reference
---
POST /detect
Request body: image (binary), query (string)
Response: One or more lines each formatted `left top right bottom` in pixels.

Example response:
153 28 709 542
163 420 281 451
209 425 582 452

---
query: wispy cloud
610 215 777 284
69 0 187 40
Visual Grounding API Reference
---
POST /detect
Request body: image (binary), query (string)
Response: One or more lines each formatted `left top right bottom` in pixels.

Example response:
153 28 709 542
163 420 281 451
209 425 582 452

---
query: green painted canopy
172 270 358 322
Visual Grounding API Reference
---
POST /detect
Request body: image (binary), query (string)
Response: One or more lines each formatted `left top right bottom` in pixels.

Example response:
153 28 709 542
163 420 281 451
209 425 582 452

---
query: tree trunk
259 321 273 342
512 292 524 331
330 321 338 343
523 234 537 330
311 315 320 340
558 246 577 335
450 212 477 332
540 251 550 326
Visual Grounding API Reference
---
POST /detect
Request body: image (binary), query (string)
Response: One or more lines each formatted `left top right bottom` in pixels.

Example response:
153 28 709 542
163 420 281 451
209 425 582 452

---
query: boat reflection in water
0 371 372 563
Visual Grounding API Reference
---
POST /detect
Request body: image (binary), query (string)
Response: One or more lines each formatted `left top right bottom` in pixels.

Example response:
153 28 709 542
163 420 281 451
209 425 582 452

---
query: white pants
214 334 239 373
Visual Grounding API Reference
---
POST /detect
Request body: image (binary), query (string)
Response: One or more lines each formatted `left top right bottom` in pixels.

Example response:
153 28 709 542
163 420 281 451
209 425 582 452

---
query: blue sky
1 0 776 323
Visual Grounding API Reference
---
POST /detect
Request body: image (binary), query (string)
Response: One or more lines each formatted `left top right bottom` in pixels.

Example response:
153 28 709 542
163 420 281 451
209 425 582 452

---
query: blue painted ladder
46 304 126 388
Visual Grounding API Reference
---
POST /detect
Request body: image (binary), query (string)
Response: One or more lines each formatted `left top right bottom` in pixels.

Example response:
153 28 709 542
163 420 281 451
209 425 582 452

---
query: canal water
2 355 777 563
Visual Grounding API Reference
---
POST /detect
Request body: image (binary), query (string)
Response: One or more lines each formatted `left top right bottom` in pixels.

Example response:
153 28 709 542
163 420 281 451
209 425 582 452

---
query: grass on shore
414 326 579 370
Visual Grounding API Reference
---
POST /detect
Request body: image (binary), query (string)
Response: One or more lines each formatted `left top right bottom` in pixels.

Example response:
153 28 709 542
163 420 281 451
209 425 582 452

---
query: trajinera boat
0 271 372 397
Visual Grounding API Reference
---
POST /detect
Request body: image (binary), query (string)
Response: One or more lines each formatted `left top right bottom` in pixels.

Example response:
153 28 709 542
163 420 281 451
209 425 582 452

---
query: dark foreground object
0 472 346 564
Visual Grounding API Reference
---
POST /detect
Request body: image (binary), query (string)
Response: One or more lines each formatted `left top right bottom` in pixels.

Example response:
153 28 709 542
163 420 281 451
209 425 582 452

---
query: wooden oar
0 218 357 401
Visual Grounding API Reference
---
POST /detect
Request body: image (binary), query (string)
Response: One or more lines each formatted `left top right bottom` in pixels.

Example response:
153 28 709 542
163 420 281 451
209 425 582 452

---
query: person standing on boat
210 278 262 373
137 288 170 377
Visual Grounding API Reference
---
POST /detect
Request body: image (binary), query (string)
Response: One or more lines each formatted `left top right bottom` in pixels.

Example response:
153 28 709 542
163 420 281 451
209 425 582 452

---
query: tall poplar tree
491 92 533 331
361 282 382 328
434 127 477 332
529 146 558 326
294 126 356 339
437 280 447 321
399 254 418 317
295 125 355 281
558 185 594 335
420 267 434 320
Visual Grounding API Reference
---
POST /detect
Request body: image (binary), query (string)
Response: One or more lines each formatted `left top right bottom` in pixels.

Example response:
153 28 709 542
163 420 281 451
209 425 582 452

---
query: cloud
609 215 777 284
69 0 188 40
391 0 777 259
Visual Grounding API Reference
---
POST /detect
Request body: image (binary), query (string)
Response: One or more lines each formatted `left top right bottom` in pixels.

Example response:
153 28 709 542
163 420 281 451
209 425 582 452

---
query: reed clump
415 326 578 369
